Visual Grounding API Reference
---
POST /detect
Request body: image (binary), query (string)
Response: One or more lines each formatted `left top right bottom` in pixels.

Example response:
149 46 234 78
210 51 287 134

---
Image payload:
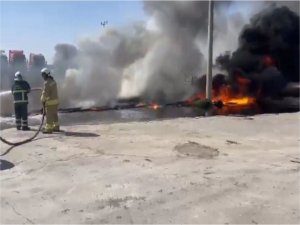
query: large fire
213 83 256 107
187 74 258 113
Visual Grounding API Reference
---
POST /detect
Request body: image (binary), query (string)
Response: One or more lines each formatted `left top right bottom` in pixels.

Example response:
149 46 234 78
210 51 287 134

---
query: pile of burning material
185 5 300 115
187 69 299 115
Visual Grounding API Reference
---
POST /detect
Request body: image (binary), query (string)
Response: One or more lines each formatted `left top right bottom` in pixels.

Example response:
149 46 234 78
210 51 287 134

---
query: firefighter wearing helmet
40 68 60 133
11 71 31 130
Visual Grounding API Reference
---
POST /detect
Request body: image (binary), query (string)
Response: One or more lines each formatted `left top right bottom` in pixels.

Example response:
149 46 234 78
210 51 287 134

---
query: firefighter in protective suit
40 68 60 133
11 71 31 130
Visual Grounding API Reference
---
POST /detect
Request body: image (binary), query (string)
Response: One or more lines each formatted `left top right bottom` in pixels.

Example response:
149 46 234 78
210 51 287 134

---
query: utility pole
206 0 214 101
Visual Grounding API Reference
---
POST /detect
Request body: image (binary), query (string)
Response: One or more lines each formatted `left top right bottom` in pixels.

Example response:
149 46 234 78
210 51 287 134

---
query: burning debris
148 103 162 110
188 5 299 113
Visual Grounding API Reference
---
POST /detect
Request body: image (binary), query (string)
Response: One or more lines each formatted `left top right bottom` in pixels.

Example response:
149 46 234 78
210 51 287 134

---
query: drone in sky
101 21 108 27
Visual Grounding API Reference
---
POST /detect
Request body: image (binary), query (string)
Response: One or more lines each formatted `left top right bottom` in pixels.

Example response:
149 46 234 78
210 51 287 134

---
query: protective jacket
11 80 31 104
41 76 59 106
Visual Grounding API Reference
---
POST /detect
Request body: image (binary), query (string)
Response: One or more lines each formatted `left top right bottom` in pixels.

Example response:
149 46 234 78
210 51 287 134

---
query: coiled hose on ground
0 107 45 146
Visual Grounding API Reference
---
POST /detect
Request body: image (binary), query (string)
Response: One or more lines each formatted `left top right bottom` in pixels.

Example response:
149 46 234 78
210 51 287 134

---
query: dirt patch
90 196 146 209
174 141 219 159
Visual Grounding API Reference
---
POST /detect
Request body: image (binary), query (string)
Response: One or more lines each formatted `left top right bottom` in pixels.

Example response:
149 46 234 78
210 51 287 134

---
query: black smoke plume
216 5 299 96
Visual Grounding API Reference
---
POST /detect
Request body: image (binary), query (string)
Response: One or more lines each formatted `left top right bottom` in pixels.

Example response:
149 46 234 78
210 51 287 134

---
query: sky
0 1 147 64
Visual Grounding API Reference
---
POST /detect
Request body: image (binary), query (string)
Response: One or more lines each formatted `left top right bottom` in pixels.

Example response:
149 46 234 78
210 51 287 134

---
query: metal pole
206 0 214 101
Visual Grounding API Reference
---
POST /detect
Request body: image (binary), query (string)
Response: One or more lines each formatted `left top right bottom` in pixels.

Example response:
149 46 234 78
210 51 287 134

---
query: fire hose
0 104 45 147
0 89 45 147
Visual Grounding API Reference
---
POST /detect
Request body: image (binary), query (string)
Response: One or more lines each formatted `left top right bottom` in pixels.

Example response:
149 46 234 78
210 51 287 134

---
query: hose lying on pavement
0 108 45 146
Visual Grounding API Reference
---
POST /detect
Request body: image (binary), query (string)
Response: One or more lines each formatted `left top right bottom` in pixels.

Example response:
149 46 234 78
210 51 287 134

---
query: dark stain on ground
61 208 70 214
64 131 100 137
174 141 219 159
226 140 240 145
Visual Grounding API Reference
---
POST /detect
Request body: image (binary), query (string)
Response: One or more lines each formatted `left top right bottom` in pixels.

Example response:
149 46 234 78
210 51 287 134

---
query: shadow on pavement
63 131 100 137
0 159 15 171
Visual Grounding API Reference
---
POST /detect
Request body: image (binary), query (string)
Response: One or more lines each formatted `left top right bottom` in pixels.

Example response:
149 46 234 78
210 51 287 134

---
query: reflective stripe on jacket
11 80 31 104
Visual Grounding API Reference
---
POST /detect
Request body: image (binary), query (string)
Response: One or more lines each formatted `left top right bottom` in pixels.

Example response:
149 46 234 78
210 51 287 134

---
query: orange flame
187 75 257 110
263 55 274 67
149 103 162 110
213 84 256 106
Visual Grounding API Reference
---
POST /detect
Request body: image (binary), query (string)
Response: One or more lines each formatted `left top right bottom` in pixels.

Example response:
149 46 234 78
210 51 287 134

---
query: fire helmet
14 71 22 80
41 68 50 76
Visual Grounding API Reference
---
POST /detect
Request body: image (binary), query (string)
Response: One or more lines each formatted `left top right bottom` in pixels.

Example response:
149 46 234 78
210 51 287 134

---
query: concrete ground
0 112 299 224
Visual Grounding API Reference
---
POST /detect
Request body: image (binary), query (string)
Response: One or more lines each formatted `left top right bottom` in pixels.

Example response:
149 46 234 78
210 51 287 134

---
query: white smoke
56 1 288 106
55 24 155 107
